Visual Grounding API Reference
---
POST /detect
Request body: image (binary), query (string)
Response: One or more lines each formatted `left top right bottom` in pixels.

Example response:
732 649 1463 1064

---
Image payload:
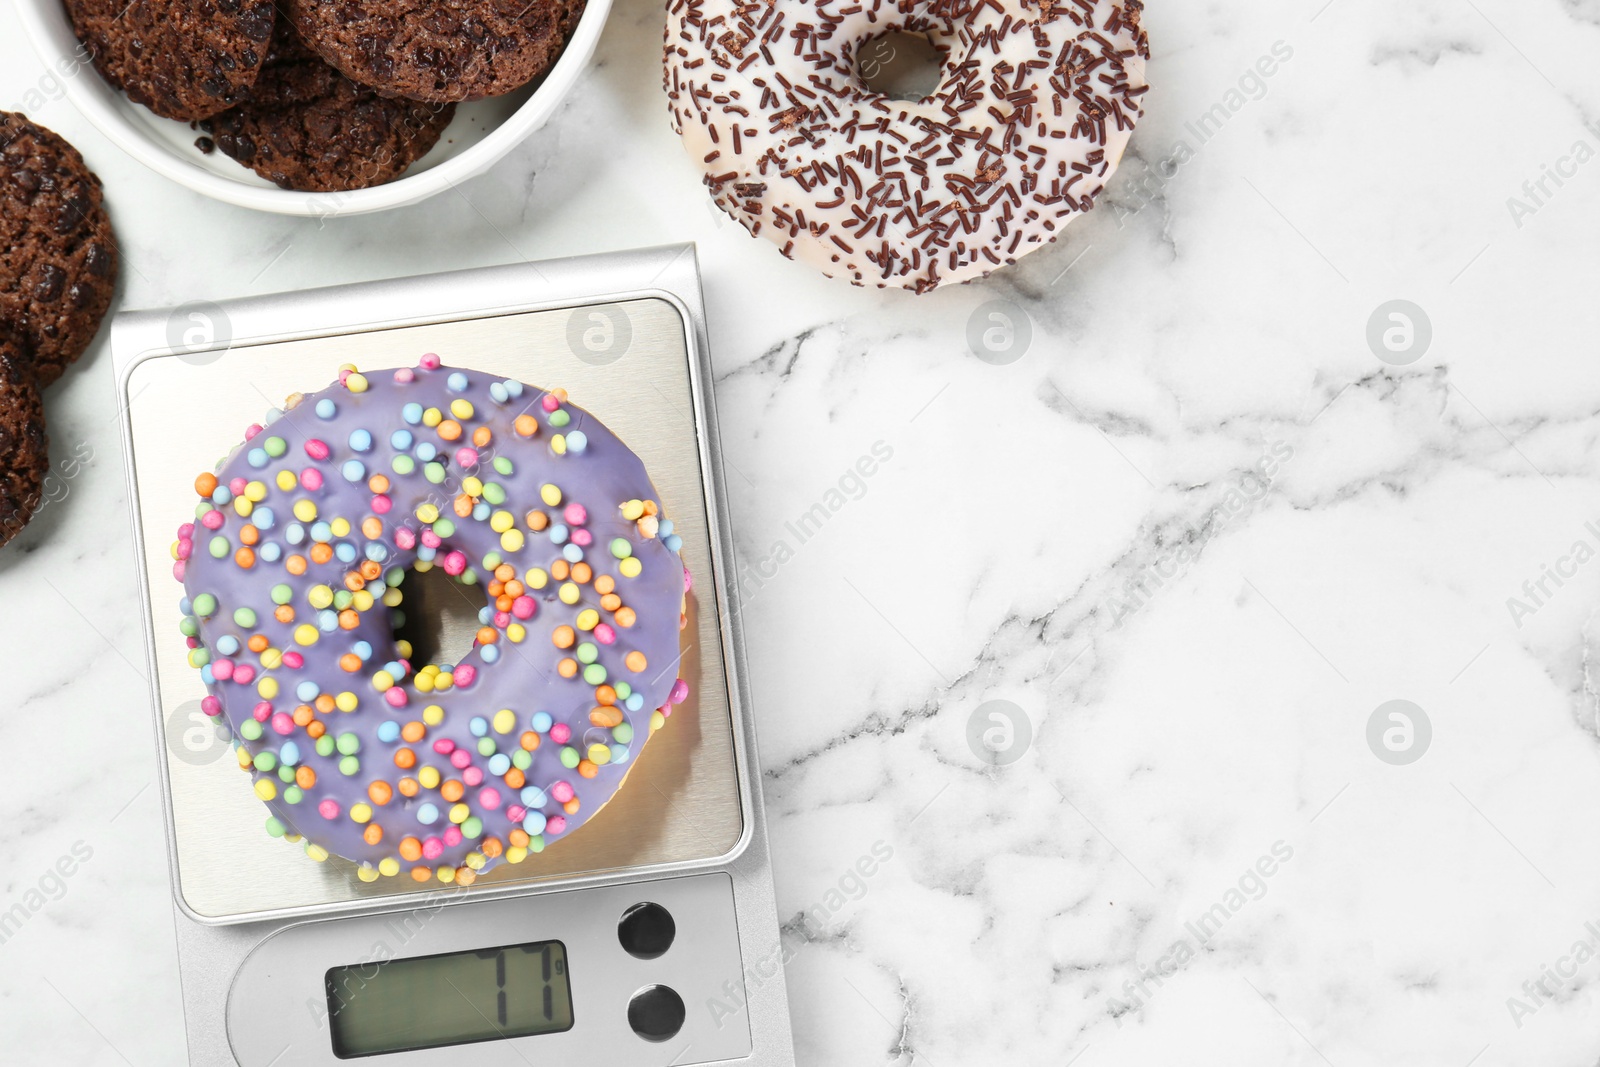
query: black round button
618 901 676 960
627 984 686 1042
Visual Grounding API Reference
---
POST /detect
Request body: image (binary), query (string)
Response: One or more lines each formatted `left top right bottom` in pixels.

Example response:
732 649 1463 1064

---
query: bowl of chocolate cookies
15 0 605 215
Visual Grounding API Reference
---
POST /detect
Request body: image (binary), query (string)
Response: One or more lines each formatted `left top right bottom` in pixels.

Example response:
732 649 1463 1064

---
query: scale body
114 246 795 1066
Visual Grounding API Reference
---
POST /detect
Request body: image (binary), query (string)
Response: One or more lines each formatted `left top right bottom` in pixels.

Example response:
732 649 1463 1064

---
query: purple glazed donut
172 356 691 885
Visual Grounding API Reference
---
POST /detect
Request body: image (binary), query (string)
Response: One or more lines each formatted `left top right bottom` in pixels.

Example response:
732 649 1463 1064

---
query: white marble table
4 0 1600 1064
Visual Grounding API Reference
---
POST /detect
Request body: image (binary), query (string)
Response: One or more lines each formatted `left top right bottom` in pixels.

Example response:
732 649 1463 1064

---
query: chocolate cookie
207 26 456 192
288 0 585 103
0 111 119 388
64 0 277 122
0 332 48 550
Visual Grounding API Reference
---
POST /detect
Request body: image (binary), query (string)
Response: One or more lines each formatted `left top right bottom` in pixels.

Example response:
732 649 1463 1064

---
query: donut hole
855 30 945 101
392 565 483 670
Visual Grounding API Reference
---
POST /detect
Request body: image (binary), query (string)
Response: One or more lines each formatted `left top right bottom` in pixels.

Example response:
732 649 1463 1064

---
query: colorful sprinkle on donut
174 360 693 883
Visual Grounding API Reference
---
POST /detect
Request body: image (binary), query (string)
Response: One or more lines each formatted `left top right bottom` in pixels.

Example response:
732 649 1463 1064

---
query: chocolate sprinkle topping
665 0 1150 292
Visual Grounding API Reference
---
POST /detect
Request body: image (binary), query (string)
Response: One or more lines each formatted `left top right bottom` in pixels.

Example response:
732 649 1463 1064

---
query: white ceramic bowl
14 0 611 216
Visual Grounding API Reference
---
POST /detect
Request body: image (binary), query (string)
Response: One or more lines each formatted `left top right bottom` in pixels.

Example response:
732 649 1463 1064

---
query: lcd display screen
326 939 573 1058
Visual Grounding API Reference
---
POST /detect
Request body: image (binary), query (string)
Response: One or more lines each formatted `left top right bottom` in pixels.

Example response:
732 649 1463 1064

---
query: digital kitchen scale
114 245 795 1066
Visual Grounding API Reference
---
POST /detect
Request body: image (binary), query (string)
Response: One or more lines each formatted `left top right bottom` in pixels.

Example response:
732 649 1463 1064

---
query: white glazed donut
665 0 1150 293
